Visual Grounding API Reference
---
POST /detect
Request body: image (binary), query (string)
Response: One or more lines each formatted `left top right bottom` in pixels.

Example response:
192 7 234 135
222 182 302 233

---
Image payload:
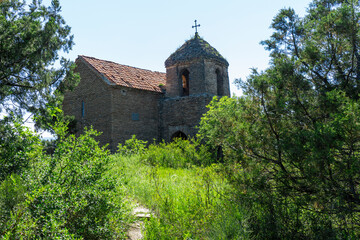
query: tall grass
108 137 250 239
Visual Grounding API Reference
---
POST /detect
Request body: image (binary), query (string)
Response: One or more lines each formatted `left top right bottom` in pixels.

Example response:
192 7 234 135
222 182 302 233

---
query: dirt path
127 204 151 240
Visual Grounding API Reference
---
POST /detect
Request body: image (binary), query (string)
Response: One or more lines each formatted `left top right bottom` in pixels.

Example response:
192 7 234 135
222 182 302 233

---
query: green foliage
0 120 130 239
0 0 79 129
117 135 148 156
206 202 250 240
144 138 213 168
0 115 41 181
0 0 130 238
110 153 238 239
199 1 360 238
0 174 26 231
200 89 360 238
117 135 214 168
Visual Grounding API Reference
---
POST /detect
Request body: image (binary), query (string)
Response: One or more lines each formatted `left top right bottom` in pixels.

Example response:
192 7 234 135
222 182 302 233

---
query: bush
0 122 130 239
143 138 213 168
117 135 148 156
0 116 41 182
0 174 27 232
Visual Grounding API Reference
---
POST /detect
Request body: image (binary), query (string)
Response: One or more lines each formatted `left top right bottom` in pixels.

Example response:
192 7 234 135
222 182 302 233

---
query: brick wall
165 59 230 98
63 58 164 151
110 86 162 150
160 94 213 141
166 60 207 97
162 58 230 141
63 58 112 147
204 59 230 97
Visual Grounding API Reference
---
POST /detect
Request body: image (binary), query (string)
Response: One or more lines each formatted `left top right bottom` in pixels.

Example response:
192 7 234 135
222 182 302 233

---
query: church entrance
171 131 187 141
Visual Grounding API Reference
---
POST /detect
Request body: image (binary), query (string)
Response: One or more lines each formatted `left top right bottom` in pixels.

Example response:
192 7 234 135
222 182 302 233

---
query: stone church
63 33 230 151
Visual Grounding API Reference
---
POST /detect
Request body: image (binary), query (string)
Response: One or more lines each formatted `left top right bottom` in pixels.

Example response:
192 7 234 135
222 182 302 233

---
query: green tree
199 0 360 238
0 0 78 127
0 0 79 180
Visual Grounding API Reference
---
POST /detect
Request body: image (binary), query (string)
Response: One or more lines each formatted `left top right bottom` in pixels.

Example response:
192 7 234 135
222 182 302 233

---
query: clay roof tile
78 55 166 93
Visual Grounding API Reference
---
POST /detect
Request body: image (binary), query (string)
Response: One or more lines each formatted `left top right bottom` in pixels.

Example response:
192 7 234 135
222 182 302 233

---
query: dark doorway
171 131 188 141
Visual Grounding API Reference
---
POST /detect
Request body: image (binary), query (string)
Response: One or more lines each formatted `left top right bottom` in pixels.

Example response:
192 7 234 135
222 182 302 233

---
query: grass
107 152 249 239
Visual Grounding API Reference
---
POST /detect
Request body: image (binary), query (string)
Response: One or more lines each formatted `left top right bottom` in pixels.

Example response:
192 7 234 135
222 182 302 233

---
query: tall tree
200 0 360 238
0 0 78 125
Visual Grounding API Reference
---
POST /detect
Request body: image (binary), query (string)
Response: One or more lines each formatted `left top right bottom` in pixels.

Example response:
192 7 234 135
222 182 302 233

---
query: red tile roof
78 55 166 93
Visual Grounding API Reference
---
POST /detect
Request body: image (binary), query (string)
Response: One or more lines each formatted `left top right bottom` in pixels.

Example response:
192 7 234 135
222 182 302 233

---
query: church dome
165 33 229 68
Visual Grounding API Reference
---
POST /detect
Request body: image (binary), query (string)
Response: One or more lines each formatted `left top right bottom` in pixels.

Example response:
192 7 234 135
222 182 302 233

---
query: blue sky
48 0 312 96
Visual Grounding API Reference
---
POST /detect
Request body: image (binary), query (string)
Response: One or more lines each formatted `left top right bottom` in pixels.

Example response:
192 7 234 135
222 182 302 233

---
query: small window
81 101 85 118
132 113 139 121
181 69 189 96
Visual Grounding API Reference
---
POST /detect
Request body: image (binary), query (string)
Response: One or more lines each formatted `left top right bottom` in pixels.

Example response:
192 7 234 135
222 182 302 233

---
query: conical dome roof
165 33 229 68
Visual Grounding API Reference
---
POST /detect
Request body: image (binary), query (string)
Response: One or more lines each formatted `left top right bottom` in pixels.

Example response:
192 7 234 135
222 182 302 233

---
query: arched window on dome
181 69 190 96
216 69 223 96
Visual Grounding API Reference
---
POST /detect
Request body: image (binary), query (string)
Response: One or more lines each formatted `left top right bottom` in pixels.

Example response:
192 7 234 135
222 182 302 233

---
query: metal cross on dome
192 20 200 34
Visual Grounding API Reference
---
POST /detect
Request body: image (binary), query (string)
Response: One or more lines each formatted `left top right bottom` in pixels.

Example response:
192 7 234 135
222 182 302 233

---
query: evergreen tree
200 0 360 238
0 0 78 127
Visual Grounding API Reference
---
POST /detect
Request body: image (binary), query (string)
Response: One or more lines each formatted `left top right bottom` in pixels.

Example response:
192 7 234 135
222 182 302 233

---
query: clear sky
45 0 312 96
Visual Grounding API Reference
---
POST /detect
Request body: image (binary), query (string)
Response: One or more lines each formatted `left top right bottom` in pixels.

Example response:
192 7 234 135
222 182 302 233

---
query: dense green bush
117 135 214 168
0 116 40 182
117 135 148 156
0 122 130 239
144 138 213 168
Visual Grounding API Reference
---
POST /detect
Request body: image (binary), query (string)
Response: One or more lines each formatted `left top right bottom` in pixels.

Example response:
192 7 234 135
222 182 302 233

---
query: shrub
117 135 148 156
143 138 213 168
0 116 41 182
0 174 27 232
0 122 130 239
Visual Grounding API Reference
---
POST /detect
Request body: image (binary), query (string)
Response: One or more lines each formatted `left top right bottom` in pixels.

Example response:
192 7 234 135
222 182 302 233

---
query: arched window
216 69 223 96
171 131 187 141
181 69 189 96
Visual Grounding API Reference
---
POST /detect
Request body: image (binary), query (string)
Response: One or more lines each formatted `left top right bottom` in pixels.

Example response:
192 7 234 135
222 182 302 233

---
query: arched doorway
171 131 188 141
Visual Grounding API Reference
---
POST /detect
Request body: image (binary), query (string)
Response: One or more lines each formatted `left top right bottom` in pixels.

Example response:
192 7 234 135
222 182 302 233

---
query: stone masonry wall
165 60 206 97
204 59 230 97
162 57 230 141
63 59 112 147
160 94 214 141
110 86 162 151
165 59 230 98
